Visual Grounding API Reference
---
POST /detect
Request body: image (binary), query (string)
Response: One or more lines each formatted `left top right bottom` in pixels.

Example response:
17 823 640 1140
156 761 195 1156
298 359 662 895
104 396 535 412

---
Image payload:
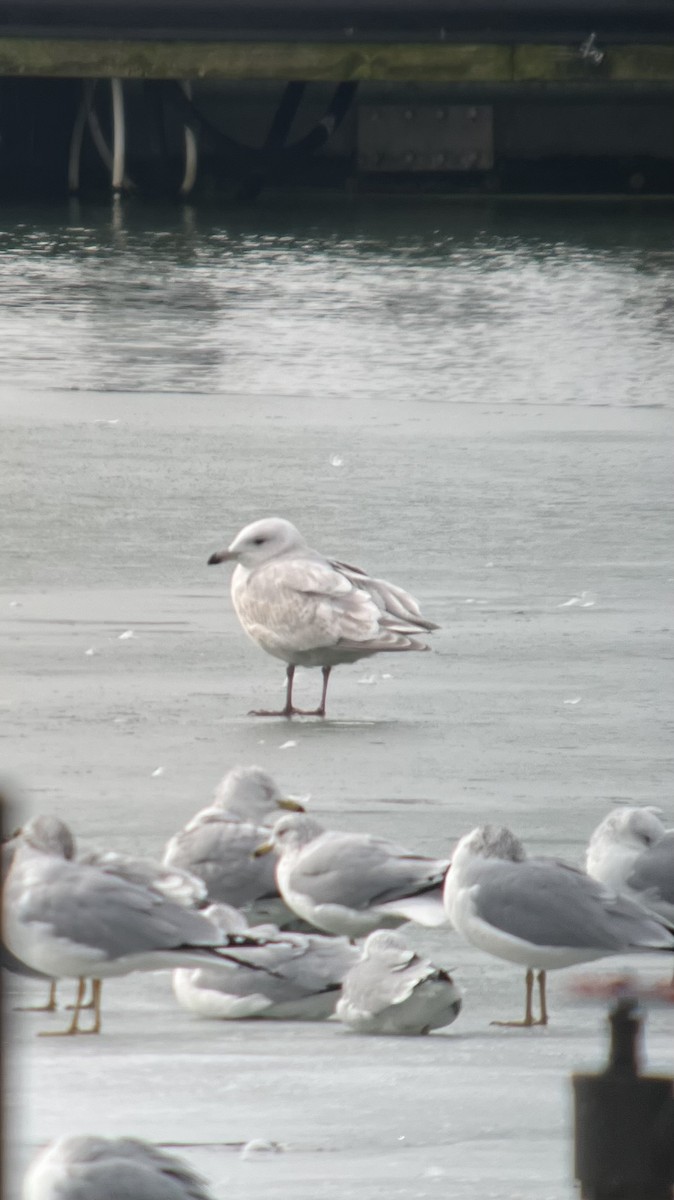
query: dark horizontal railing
1 0 673 41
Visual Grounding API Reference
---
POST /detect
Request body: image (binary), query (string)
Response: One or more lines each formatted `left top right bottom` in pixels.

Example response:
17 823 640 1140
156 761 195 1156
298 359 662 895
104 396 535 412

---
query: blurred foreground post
0 789 4 1200
573 997 674 1199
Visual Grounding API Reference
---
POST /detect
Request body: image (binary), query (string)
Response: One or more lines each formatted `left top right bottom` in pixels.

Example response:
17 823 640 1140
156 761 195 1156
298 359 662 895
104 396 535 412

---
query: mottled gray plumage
208 517 438 716
23 1135 214 1200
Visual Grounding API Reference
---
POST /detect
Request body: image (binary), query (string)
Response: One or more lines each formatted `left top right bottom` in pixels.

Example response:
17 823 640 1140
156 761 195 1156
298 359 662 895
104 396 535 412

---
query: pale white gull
208 516 439 717
255 813 450 938
336 929 462 1035
163 765 304 925
443 824 674 1027
23 1135 214 1200
173 902 359 1020
586 806 674 925
4 815 268 1035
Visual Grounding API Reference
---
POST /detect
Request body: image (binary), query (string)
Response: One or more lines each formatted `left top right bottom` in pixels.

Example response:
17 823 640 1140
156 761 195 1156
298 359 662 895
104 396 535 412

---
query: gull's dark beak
208 549 235 565
277 798 305 813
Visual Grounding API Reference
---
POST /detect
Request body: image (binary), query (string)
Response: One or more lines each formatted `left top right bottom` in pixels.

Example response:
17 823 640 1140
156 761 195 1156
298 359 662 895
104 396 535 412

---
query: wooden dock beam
0 38 673 86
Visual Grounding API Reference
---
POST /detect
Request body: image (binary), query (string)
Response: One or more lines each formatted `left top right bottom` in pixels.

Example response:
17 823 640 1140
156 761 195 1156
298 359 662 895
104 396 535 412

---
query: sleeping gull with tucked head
336 930 462 1035
4 815 267 1035
208 517 439 717
586 806 674 926
23 1135 215 1200
255 812 450 938
172 902 359 1021
443 824 674 1027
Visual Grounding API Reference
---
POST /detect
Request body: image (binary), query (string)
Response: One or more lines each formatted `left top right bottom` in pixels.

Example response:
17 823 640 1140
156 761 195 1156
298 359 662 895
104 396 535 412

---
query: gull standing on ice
4 815 267 1035
336 930 462 1035
255 813 450 938
23 1135 215 1200
2 817 206 1015
443 824 674 1027
173 903 360 1020
208 517 439 717
163 765 304 925
586 806 674 925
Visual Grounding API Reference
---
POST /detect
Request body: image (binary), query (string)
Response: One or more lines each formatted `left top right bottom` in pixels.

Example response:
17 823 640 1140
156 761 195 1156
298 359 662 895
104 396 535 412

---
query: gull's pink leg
250 665 331 719
249 665 298 718
293 666 331 717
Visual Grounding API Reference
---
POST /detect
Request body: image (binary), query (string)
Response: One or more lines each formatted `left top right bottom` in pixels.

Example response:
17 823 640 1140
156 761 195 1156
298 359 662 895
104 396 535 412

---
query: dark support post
573 998 674 1200
236 80 307 202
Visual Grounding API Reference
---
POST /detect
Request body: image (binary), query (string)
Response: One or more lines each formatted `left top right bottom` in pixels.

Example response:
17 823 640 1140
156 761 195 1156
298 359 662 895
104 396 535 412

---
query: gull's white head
20 814 76 860
202 902 250 935
361 929 411 962
588 806 666 853
255 813 325 858
443 825 526 915
585 806 667 886
208 518 307 570
213 765 303 821
453 825 527 869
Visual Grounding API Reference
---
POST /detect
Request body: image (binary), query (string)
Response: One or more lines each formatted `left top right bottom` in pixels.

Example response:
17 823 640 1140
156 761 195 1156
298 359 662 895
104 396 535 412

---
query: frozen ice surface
3 387 674 1197
6 953 673 1200
2 207 674 1199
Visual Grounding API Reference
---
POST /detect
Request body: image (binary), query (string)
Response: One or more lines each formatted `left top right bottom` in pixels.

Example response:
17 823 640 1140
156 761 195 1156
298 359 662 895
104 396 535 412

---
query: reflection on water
0 198 672 405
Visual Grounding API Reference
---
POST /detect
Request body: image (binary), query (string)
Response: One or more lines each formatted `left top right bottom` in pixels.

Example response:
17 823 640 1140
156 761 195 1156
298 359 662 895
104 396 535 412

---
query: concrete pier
0 0 672 197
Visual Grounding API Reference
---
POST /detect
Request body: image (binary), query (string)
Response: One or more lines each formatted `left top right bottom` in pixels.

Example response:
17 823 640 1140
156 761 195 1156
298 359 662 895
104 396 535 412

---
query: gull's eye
252 537 266 546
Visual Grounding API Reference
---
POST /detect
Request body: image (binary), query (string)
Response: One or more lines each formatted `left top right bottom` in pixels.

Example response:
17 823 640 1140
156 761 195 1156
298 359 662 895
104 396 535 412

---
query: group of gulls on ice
5 518 673 1198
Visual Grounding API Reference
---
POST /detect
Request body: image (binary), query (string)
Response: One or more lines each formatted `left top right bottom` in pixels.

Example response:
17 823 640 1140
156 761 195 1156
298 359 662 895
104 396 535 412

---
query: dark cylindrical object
573 999 674 1200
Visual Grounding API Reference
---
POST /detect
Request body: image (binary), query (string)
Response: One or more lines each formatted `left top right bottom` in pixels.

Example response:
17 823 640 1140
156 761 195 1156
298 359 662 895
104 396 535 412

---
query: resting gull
208 516 439 717
23 1135 215 1200
173 903 359 1020
3 817 205 1015
4 815 267 1035
443 824 674 1027
586 806 674 925
163 765 304 925
255 813 450 938
336 930 462 1035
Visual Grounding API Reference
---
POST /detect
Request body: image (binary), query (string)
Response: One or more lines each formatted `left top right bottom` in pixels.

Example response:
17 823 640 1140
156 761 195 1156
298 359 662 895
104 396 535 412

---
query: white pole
179 81 198 197
111 78 126 192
